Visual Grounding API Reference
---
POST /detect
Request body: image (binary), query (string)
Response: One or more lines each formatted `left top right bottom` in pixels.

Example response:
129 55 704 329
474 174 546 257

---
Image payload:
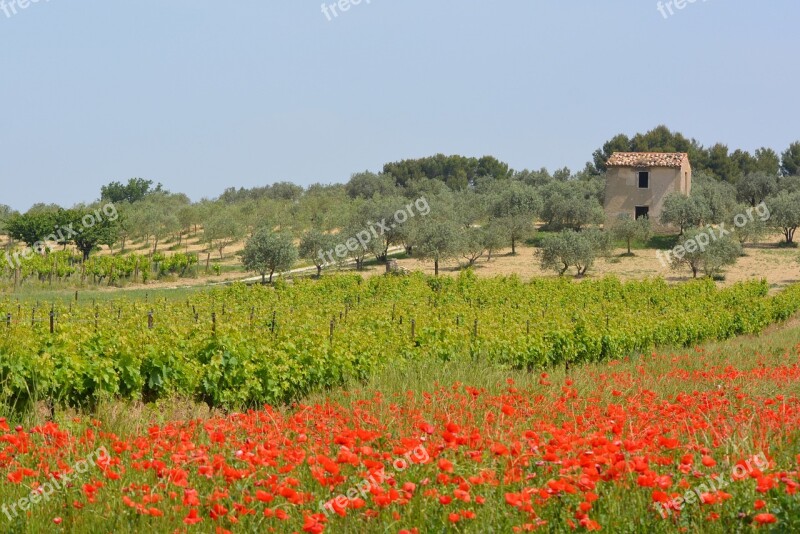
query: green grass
306 314 800 409
1 285 206 305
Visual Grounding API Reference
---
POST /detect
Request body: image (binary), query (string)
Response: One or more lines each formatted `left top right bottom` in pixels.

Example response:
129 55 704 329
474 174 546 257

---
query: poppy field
1 300 800 532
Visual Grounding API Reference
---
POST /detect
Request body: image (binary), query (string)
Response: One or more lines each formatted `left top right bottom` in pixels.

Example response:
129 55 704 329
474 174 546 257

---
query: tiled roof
606 152 688 168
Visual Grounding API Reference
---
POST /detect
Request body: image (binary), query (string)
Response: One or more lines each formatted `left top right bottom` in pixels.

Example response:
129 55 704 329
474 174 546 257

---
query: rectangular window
638 171 650 189
635 206 649 219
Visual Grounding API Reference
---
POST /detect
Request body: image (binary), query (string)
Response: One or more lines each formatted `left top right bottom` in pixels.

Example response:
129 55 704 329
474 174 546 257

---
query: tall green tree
345 172 398 199
705 144 741 183
591 133 631 173
65 206 120 260
754 147 781 176
383 154 512 189
782 142 800 177
101 178 162 204
590 125 704 173
4 210 60 248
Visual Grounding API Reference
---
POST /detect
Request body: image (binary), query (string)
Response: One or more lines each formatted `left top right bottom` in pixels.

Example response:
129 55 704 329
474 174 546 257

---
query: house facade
604 152 691 230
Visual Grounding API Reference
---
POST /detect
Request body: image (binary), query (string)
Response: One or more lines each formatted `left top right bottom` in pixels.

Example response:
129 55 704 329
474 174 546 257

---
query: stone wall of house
604 162 691 231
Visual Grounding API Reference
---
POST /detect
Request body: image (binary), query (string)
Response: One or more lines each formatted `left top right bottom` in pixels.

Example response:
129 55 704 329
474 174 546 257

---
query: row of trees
3 125 800 285
660 172 800 244
3 205 119 260
591 125 800 182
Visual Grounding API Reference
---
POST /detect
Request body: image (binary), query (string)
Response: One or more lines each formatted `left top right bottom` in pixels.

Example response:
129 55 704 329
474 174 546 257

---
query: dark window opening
638 171 650 188
635 206 649 219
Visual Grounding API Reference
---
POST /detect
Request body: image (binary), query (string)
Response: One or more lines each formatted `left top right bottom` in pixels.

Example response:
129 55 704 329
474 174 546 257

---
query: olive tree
693 173 738 224
537 229 609 277
669 227 742 278
460 226 488 265
731 203 768 246
202 206 244 271
610 214 651 255
488 182 541 254
481 220 508 261
299 229 339 277
660 193 709 234
737 172 778 207
410 216 464 276
538 180 604 230
238 228 298 284
768 191 800 244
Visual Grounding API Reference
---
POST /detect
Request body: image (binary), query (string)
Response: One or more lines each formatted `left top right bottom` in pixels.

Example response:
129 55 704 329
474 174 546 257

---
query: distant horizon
2 2 798 212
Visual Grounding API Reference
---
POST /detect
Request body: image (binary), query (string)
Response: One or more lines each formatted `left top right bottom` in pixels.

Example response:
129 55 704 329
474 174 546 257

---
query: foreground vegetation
2 273 800 412
1 307 800 532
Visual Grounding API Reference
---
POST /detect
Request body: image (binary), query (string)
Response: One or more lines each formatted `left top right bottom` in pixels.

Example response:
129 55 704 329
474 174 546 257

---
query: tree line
1 125 799 284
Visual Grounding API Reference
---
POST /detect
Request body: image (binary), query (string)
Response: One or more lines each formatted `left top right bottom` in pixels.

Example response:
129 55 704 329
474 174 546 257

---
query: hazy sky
1 1 798 211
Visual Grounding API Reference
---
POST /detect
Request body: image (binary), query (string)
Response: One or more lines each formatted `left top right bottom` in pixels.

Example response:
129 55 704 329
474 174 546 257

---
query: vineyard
2 272 800 411
0 251 200 286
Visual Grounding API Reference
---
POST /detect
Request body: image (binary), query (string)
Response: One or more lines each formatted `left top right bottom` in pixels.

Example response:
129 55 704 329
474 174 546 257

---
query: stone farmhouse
604 152 692 230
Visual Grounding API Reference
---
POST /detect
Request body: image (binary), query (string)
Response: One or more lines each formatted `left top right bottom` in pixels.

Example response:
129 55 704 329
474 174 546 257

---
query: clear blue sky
1 0 798 211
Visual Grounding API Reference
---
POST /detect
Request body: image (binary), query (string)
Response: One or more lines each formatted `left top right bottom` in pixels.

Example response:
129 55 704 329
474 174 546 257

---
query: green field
2 273 800 413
